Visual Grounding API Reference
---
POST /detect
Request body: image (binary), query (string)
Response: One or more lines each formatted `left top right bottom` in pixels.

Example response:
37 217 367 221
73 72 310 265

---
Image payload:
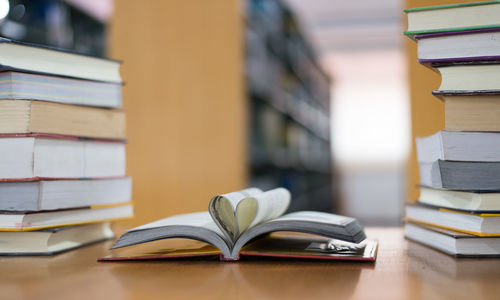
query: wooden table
2 227 500 300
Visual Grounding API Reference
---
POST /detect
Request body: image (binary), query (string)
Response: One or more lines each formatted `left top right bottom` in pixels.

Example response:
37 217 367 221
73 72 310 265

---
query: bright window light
0 0 9 20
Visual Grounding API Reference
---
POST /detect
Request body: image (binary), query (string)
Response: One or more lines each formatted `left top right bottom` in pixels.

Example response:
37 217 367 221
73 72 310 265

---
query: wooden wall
109 0 247 226
405 0 463 201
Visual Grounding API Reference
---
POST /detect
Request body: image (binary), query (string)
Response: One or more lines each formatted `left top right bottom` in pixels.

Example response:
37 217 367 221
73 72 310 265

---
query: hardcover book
0 177 131 212
404 1 500 37
0 222 114 255
405 204 500 236
0 38 121 83
405 222 500 257
100 188 377 262
408 237 500 277
444 95 500 131
0 134 125 180
0 71 122 107
418 159 500 191
432 61 500 93
0 203 133 231
415 28 500 63
416 130 500 162
0 100 125 139
419 186 500 212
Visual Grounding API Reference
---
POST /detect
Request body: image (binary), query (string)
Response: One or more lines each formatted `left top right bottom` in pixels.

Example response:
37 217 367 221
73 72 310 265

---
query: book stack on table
0 38 133 255
404 1 500 257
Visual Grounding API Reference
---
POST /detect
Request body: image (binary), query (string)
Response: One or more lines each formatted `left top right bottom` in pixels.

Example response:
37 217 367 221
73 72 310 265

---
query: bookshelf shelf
246 0 334 212
250 91 330 142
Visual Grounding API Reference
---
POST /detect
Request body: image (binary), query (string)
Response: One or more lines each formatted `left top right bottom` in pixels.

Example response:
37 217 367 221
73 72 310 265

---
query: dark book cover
432 90 500 98
418 59 500 76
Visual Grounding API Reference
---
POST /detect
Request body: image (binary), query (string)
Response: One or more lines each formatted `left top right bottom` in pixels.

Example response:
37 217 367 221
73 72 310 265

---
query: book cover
404 1 500 37
0 37 122 83
0 203 134 231
0 37 121 62
404 1 500 13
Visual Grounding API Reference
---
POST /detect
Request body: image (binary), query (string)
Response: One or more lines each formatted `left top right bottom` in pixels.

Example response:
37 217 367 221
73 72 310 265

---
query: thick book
101 188 376 262
432 62 500 93
0 71 122 107
0 203 133 231
419 186 500 212
0 38 121 83
0 100 125 139
407 238 500 278
405 204 500 236
416 130 500 162
404 1 500 37
419 159 500 191
0 222 114 255
405 222 500 257
444 95 500 131
0 135 125 180
0 177 131 212
415 28 500 63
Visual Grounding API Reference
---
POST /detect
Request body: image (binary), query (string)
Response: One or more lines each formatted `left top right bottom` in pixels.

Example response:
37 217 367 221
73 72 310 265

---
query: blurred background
0 0 439 227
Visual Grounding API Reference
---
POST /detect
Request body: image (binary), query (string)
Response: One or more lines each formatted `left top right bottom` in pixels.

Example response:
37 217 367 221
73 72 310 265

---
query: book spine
219 253 239 261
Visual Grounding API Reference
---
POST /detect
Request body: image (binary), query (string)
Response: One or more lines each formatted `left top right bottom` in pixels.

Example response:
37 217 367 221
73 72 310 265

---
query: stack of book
404 1 500 257
0 38 133 255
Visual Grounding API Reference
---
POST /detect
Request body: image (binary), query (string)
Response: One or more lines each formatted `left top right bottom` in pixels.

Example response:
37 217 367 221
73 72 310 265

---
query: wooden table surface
2 227 500 300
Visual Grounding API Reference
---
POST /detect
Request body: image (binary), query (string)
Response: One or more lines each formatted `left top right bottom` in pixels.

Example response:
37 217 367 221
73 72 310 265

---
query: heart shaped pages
208 187 290 244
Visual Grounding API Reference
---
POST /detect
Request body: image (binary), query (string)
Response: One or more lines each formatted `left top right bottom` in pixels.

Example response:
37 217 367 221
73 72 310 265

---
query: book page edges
405 218 500 236
0 215 134 232
98 252 222 262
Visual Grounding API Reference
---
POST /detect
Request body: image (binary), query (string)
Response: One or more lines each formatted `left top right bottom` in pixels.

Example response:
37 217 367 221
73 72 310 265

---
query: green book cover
404 1 500 13
404 1 500 37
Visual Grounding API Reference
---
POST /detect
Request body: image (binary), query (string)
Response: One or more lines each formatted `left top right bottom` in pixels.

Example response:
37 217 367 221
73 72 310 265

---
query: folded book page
209 187 291 243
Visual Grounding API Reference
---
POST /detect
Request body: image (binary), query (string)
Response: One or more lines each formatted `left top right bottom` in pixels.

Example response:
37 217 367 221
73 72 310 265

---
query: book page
209 187 291 243
230 211 365 259
216 187 263 209
244 187 291 228
111 212 233 257
271 211 354 226
208 188 263 242
129 212 224 237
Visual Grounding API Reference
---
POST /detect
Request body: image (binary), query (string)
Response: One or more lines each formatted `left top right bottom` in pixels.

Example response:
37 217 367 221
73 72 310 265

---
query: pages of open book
111 212 233 257
229 211 366 260
272 211 355 226
208 187 291 243
109 194 366 260
130 212 222 235
111 187 291 255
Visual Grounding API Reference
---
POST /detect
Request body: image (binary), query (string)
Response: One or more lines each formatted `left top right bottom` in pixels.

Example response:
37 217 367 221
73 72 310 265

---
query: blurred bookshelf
246 0 334 212
0 0 109 56
0 0 334 213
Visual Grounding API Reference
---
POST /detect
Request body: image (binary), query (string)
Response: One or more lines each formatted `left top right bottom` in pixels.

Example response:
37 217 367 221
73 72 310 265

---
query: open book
101 188 377 261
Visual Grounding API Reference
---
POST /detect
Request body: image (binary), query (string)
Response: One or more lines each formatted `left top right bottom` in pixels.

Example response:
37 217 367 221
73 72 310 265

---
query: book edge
0 37 122 63
405 24 500 36
404 1 500 13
